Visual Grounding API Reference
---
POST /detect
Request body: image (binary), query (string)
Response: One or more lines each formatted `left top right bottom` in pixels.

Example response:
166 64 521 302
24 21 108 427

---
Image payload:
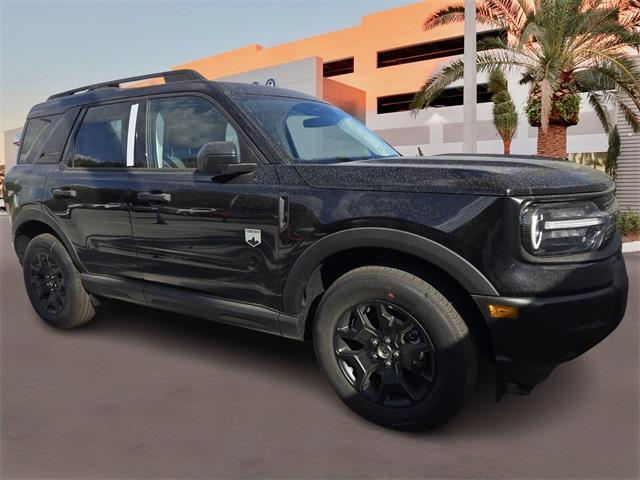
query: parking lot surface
1 214 638 479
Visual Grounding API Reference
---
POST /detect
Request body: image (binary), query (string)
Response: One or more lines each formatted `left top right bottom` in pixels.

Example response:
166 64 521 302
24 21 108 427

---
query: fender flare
11 207 86 272
282 227 498 314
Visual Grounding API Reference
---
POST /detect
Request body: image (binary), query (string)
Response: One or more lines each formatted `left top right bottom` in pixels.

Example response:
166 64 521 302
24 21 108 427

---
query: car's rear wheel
22 233 95 329
313 266 478 430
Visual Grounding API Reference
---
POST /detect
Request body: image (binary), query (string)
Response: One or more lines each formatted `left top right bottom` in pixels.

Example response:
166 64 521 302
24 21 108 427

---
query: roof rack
47 69 207 101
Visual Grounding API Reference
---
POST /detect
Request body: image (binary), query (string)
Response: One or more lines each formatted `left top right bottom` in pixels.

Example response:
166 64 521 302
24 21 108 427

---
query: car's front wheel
313 266 478 430
22 233 96 329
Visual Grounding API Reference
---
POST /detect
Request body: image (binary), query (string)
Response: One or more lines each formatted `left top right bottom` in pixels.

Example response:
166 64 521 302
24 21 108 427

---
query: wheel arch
281 228 497 356
12 209 84 271
283 227 497 314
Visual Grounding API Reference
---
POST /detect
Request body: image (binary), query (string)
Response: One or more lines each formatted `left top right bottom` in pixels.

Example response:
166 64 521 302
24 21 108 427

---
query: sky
0 0 410 132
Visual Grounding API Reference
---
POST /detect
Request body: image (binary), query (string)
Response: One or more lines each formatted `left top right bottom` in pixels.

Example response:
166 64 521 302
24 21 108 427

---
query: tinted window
323 58 354 77
74 103 130 168
19 116 62 164
39 108 80 162
145 97 241 169
377 85 492 114
236 96 397 164
377 29 507 68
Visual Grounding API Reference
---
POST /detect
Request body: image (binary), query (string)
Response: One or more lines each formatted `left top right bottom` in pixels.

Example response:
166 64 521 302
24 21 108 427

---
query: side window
19 115 62 164
73 103 130 168
145 96 242 169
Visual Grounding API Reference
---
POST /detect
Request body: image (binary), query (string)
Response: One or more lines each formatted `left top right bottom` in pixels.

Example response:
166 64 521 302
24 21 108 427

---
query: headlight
520 201 615 256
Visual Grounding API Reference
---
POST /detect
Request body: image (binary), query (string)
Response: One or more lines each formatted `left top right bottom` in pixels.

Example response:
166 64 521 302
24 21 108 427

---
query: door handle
52 188 77 199
137 191 171 203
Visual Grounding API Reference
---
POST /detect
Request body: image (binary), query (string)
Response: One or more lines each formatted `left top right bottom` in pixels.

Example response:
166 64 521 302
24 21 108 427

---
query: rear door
42 101 139 279
128 94 281 309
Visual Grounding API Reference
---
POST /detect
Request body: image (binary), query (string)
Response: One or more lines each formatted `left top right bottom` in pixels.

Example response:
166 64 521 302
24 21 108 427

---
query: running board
81 274 303 340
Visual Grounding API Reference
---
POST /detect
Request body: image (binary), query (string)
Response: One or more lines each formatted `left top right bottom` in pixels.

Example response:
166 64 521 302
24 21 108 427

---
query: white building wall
368 72 609 157
217 57 324 98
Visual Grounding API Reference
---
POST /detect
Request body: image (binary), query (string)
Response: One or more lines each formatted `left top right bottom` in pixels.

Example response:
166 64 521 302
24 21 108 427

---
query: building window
377 29 506 68
323 57 355 77
377 85 491 114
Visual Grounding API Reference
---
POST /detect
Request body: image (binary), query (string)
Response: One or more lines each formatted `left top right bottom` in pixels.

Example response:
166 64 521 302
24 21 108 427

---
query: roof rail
47 69 207 101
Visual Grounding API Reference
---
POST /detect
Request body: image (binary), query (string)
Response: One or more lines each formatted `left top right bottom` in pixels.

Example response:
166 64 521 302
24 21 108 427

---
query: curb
622 241 640 253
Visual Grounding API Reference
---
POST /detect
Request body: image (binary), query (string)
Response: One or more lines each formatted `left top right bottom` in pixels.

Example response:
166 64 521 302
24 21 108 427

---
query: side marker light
488 304 519 319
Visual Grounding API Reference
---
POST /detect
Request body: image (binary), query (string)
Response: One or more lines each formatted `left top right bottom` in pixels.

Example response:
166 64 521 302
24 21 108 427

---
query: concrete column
463 0 477 153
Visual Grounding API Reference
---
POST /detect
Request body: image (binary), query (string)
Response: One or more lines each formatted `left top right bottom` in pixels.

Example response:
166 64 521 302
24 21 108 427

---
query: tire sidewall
314 268 475 429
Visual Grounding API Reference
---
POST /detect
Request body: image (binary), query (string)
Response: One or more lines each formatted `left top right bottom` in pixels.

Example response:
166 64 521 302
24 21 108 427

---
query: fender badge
245 228 262 247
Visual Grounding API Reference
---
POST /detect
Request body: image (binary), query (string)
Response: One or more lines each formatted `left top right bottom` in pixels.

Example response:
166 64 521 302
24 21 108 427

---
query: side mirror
196 141 256 176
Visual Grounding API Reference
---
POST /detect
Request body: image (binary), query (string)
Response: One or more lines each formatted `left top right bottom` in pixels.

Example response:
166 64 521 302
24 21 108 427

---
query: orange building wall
174 1 469 113
322 78 367 122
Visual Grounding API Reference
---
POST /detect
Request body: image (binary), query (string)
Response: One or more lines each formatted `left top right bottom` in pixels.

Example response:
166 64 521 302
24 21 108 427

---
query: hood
295 155 614 196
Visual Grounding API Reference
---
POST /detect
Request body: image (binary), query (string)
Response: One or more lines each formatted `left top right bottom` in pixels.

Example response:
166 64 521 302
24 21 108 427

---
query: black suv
3 70 628 430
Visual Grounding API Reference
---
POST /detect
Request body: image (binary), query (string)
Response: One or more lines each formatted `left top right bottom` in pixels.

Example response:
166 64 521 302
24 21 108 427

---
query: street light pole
463 0 477 153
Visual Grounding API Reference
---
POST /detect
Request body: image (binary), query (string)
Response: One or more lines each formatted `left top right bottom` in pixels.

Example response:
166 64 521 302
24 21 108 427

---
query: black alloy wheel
29 251 66 315
334 300 436 408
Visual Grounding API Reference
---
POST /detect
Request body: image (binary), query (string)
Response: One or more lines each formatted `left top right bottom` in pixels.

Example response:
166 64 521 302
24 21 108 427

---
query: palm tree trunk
537 124 567 158
503 139 511 155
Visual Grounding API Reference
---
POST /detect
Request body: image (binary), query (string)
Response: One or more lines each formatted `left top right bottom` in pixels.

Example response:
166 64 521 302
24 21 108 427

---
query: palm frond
423 0 528 31
411 58 466 111
423 3 467 30
575 69 615 90
587 91 613 133
575 51 640 90
483 0 529 30
586 62 640 111
411 51 529 112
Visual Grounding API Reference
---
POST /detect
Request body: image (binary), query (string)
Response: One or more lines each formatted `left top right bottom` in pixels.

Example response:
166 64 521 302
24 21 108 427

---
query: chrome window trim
126 103 139 167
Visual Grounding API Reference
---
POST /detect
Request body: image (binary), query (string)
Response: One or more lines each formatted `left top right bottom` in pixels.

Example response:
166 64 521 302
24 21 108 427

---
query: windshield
235 95 398 164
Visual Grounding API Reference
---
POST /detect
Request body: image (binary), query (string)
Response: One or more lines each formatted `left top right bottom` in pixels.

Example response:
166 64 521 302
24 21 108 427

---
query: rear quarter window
19 115 62 164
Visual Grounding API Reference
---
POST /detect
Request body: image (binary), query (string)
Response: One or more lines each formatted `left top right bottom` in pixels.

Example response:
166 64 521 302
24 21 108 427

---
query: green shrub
616 209 640 236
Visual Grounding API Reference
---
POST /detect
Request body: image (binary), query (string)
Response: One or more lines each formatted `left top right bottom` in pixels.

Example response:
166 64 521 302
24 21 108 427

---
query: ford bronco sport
3 70 628 430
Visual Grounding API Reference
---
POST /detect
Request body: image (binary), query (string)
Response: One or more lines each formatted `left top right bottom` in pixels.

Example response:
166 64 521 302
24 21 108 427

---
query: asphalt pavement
1 213 638 479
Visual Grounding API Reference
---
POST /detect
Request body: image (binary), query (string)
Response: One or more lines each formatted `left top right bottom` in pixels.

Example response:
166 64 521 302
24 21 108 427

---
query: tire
22 233 95 329
313 266 478 431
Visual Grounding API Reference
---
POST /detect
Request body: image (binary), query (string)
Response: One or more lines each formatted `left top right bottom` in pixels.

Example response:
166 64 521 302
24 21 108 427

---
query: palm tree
487 68 518 153
411 0 640 158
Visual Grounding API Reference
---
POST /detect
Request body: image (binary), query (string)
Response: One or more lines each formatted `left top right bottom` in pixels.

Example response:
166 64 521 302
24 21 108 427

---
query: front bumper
473 253 628 395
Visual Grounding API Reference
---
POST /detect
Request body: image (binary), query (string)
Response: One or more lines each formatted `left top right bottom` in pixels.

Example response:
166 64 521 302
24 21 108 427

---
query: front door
128 95 280 309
